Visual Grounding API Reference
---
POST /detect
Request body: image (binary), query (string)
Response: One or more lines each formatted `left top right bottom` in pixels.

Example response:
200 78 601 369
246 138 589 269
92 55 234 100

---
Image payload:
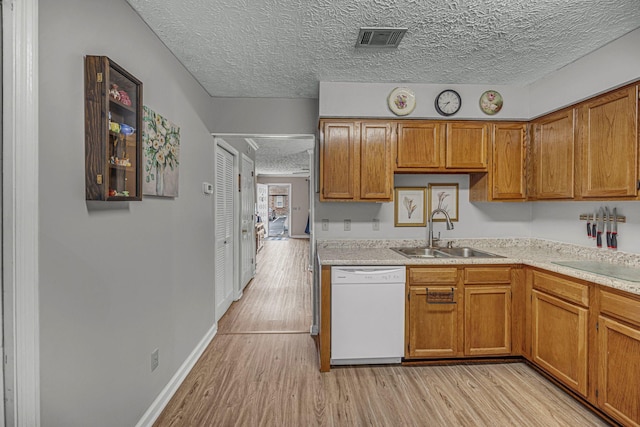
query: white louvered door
215 147 235 321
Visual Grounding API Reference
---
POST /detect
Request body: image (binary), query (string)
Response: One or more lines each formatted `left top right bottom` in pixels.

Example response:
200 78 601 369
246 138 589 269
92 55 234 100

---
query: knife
611 208 618 250
596 207 604 248
605 206 612 248
587 212 592 237
592 208 598 239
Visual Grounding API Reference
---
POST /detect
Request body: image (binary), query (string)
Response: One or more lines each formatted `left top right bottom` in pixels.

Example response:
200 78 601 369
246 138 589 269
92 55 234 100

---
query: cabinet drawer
532 270 589 307
600 289 640 326
409 267 458 285
464 267 511 284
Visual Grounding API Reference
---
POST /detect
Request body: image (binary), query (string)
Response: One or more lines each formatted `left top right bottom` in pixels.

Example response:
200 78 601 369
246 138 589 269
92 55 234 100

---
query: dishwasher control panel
331 266 406 284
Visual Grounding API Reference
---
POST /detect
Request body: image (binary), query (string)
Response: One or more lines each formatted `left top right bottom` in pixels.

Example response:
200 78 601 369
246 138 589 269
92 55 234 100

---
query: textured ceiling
127 0 640 99
221 137 315 176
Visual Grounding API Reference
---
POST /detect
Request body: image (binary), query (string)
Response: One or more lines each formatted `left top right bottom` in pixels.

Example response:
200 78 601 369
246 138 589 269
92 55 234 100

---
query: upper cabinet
85 55 143 201
530 109 576 200
578 86 638 199
319 119 394 202
470 122 527 202
396 121 488 172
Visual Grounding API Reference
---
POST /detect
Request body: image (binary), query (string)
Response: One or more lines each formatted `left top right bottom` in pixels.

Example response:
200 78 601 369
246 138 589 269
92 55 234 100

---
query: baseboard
135 323 218 427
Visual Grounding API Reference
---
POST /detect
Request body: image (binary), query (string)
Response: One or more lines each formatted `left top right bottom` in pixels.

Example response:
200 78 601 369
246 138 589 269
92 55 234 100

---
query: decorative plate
479 90 503 115
388 87 416 116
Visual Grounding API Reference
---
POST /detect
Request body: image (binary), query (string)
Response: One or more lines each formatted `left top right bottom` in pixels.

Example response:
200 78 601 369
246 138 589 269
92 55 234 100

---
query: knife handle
611 232 617 250
592 223 597 239
606 231 612 248
587 221 591 237
596 232 602 248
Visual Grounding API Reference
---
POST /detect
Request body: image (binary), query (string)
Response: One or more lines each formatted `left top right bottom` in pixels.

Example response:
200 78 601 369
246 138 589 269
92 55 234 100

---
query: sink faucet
427 208 454 248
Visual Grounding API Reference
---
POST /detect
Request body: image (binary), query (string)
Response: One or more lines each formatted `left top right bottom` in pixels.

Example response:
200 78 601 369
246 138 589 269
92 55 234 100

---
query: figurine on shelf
109 84 121 102
119 89 132 106
108 189 117 197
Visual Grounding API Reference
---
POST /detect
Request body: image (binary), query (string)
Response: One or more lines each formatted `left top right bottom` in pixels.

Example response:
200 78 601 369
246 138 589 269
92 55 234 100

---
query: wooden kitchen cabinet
597 289 640 426
578 85 638 199
396 121 488 172
406 267 461 358
530 271 589 397
530 108 576 200
85 55 143 201
469 123 527 202
464 267 512 356
319 119 393 202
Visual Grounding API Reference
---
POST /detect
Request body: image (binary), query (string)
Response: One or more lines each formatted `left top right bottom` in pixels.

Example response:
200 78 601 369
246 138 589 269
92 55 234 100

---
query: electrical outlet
344 219 351 231
151 348 159 372
322 219 329 231
372 218 380 231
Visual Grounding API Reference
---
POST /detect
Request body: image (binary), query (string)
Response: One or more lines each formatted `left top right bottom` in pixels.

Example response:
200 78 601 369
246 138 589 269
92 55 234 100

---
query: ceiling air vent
356 27 407 48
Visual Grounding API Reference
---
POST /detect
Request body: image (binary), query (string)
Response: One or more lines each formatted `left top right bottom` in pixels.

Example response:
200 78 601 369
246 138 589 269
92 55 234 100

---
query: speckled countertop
316 238 640 296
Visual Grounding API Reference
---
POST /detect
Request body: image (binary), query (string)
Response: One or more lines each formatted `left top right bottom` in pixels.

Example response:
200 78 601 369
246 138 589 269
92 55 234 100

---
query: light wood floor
154 239 607 427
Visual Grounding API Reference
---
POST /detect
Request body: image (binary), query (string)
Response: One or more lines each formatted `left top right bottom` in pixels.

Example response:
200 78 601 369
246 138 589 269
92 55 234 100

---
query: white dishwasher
331 266 406 365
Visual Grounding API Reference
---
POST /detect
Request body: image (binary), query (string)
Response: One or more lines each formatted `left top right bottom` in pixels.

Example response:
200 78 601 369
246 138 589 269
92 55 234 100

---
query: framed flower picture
428 183 459 222
142 106 180 197
394 187 427 227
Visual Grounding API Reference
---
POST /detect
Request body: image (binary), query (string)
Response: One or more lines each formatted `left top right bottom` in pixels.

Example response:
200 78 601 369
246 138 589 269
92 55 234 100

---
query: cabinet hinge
596 321 599 332
96 174 103 185
637 180 640 190
595 389 599 398
97 72 103 83
407 293 410 301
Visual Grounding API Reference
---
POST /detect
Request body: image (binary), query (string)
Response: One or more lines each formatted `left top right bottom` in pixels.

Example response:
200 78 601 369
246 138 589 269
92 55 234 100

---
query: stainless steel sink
391 246 504 259
436 247 504 258
390 247 451 258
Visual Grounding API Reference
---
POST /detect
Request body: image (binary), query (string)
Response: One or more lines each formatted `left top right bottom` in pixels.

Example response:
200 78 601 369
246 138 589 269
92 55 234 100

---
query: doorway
266 184 291 240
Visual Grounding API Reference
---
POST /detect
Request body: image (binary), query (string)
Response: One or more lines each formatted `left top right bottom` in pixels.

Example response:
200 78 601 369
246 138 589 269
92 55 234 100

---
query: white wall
39 1 216 425
258 176 311 237
319 82 530 120
315 175 532 240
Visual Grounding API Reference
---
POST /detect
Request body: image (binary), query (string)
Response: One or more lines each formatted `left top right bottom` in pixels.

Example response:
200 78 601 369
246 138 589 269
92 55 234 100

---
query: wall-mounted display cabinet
85 55 143 201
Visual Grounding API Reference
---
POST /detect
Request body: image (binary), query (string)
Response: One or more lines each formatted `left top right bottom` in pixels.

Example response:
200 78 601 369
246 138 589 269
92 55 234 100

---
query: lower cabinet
465 285 512 356
406 266 513 359
530 270 589 397
597 289 640 426
406 267 461 358
531 289 588 396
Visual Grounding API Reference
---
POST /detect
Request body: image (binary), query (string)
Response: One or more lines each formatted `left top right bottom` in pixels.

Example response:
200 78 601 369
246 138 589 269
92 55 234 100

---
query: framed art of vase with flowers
142 106 180 197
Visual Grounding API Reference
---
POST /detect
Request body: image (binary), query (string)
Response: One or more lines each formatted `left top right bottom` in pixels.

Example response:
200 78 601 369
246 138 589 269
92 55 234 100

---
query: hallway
154 239 606 426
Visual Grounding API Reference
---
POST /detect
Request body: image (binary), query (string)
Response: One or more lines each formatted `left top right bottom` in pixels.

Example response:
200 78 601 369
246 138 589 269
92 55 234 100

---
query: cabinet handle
426 287 456 304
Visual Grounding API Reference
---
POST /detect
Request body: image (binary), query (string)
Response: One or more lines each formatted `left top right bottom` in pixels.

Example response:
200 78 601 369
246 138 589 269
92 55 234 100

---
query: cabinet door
597 315 640 426
320 121 359 200
407 286 460 358
491 123 526 200
579 86 638 198
532 290 588 396
464 286 512 356
360 122 393 201
445 122 489 170
531 109 576 199
396 122 443 169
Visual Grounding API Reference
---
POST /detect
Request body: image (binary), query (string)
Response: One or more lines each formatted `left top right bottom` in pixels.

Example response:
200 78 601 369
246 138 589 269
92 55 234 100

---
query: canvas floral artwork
142 106 180 197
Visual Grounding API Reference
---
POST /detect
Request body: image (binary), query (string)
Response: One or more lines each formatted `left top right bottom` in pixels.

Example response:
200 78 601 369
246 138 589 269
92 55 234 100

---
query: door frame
240 153 256 290
266 183 292 238
3 0 40 425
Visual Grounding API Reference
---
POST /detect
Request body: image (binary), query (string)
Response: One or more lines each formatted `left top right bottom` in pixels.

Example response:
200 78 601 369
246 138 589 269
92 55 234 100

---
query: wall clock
479 90 503 115
435 89 461 116
387 87 416 116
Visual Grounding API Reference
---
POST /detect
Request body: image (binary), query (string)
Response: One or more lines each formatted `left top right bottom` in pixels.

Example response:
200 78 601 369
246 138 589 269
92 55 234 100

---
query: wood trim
319 265 331 372
3 0 40 425
135 324 218 427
